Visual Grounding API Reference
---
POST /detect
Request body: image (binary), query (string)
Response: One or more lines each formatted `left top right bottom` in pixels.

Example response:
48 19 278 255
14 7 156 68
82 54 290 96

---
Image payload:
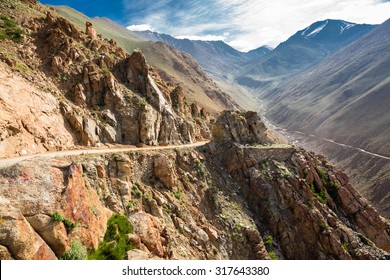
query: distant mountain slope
135 30 271 79
237 20 376 88
55 6 238 113
261 18 390 157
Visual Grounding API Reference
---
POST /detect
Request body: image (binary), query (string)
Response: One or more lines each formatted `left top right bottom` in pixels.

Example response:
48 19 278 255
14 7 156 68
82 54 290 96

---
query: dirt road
0 141 209 169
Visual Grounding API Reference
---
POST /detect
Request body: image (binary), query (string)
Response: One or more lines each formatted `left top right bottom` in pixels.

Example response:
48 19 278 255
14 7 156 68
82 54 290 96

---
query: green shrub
100 68 109 74
310 184 328 204
88 214 134 260
268 251 279 260
16 63 29 73
145 194 153 202
358 233 374 247
0 16 25 43
263 235 273 247
60 240 87 260
64 219 77 231
51 212 65 222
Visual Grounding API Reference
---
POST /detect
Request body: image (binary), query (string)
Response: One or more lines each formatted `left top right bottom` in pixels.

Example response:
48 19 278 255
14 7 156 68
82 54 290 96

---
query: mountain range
0 0 390 261
134 17 390 217
134 30 271 79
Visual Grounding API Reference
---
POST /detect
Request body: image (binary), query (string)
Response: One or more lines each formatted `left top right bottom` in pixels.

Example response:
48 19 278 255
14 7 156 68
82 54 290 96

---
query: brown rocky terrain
1 111 389 260
0 0 215 158
55 6 240 114
1 0 389 261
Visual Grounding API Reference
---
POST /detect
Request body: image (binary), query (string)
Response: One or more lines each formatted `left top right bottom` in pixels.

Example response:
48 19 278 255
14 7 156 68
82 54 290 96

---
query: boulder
153 155 177 190
85 22 97 40
127 249 163 260
129 212 164 257
26 214 69 257
212 111 269 145
170 86 185 114
0 208 57 260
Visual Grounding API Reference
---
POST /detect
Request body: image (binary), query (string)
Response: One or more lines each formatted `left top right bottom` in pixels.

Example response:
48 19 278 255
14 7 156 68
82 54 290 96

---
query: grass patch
51 212 65 222
132 184 142 199
342 242 348 251
0 15 25 43
145 194 152 202
357 233 374 247
51 212 77 232
310 184 328 204
100 67 109 74
268 251 279 260
263 235 273 247
16 63 29 73
60 240 87 260
88 214 134 260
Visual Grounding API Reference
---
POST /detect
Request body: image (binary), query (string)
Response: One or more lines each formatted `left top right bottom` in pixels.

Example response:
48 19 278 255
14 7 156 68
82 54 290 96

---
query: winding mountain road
291 130 390 161
0 141 209 169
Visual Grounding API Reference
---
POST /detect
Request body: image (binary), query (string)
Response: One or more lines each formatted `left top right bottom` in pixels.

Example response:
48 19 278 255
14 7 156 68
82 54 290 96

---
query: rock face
212 111 269 145
128 212 165 257
0 1 213 157
207 111 390 259
26 214 69 257
153 154 177 190
85 22 97 40
1 116 390 259
0 207 57 260
1 1 390 261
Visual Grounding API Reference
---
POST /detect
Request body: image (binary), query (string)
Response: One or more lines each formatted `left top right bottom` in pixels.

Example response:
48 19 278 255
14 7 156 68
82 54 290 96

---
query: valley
0 0 389 261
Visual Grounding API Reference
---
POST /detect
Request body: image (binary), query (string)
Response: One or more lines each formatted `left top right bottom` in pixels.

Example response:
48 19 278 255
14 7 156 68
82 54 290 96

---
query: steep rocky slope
55 6 239 114
1 111 389 260
257 19 390 217
0 0 214 158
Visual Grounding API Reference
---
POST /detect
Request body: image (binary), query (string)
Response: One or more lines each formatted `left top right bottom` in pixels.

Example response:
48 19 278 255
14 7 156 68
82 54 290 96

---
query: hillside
258 18 390 216
135 30 271 79
1 0 390 261
261 18 390 157
1 109 390 260
0 0 215 158
237 20 376 89
55 6 239 114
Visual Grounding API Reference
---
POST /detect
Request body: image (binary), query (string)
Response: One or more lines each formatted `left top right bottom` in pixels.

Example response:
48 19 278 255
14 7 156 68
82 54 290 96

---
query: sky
40 0 390 52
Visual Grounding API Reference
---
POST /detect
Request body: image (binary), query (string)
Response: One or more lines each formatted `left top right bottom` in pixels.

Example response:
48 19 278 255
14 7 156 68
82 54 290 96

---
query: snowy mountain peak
303 20 329 38
295 19 370 42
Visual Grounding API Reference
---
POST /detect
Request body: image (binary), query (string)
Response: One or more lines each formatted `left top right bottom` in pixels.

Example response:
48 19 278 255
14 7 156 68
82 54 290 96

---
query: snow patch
340 22 356 34
305 20 328 38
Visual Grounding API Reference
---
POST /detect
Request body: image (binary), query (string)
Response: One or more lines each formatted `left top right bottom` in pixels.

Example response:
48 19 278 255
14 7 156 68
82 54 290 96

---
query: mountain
55 6 239 114
135 30 271 79
0 1 226 158
237 19 376 89
258 18 390 216
1 0 390 261
2 107 390 260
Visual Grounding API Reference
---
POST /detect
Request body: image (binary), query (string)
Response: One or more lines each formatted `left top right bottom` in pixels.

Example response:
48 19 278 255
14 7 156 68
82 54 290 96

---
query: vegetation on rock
60 240 87 260
88 214 134 260
0 15 25 43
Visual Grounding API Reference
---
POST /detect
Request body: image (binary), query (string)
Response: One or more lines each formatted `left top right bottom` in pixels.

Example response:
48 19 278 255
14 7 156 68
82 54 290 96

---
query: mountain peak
293 19 378 44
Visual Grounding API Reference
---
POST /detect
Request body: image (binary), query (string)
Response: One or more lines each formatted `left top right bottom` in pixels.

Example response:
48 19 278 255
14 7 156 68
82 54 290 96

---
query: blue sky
40 0 390 51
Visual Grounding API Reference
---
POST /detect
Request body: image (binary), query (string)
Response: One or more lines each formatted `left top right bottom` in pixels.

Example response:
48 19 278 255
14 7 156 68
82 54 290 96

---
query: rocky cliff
0 0 213 158
1 111 389 260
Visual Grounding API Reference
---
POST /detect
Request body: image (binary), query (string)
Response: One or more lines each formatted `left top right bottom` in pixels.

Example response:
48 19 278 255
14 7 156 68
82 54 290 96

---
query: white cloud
124 0 390 52
126 24 155 32
176 34 227 41
214 0 390 51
